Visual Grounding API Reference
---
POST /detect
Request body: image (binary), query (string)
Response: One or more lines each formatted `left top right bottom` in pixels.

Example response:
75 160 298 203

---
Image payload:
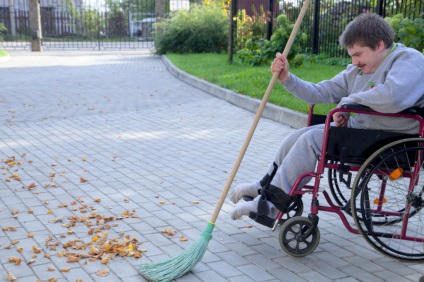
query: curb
161 55 307 129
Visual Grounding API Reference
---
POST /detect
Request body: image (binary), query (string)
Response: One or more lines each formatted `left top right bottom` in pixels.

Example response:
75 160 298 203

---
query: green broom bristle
138 222 215 282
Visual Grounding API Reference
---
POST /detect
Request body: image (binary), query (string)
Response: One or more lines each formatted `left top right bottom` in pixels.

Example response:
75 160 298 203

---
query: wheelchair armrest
340 103 421 115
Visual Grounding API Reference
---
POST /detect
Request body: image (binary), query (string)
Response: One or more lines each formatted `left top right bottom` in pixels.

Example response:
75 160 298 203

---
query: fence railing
0 0 157 50
233 0 424 57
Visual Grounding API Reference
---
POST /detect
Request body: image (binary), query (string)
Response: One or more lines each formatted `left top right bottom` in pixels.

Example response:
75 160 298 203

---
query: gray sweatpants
267 124 325 193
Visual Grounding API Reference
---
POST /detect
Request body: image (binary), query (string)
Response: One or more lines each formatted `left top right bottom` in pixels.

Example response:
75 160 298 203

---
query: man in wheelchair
229 13 424 220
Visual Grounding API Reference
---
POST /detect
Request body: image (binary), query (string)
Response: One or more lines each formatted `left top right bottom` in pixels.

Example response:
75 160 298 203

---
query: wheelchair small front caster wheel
286 196 304 219
279 216 320 257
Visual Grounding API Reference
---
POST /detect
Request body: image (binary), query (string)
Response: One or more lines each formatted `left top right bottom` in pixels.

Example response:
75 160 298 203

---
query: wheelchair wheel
351 138 424 261
328 164 350 206
279 216 320 257
286 195 304 219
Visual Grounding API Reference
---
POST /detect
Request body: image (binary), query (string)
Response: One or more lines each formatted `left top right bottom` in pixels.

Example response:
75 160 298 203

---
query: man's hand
333 112 349 127
271 52 291 83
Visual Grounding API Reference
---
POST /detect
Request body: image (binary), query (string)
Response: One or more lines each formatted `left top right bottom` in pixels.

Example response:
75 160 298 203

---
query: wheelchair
247 103 424 262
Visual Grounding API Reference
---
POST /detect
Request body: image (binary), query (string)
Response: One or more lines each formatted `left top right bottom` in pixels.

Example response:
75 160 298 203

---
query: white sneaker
229 181 261 204
230 195 279 220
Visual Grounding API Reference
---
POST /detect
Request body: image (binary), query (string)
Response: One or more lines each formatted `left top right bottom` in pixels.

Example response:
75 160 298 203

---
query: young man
229 13 424 220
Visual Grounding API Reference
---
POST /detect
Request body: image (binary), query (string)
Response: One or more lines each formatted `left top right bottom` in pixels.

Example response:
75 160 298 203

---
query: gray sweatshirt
281 43 424 134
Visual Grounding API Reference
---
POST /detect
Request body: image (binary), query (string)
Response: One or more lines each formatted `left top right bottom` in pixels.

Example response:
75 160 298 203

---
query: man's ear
376 40 385 51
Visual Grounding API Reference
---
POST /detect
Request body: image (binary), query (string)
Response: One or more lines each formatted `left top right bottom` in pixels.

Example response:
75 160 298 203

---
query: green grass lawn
0 50 8 57
166 53 346 115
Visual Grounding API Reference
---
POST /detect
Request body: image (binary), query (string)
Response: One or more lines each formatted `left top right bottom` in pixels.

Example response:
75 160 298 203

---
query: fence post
29 0 42 51
311 0 320 54
9 0 16 36
376 0 384 16
266 0 273 40
228 0 237 64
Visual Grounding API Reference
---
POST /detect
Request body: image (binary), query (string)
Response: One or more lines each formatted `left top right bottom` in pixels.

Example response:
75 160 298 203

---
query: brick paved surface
0 50 423 282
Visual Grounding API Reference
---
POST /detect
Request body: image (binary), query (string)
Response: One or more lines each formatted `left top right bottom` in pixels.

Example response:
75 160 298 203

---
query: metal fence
0 0 191 50
234 0 424 57
2 0 423 53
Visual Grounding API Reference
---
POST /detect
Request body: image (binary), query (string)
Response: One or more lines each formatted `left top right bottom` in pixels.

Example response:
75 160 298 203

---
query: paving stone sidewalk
0 50 423 282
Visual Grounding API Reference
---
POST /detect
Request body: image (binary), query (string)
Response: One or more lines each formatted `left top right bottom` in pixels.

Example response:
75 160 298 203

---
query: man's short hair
339 13 395 50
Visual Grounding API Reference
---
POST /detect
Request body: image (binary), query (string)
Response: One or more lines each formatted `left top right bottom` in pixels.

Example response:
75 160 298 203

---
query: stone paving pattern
0 50 423 282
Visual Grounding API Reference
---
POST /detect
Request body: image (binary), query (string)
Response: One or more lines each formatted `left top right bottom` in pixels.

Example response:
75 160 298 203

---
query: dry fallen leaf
60 268 71 272
96 269 109 277
8 257 21 265
26 259 36 265
80 177 88 183
180 235 188 242
32 246 41 253
6 272 17 281
161 228 177 236
67 255 81 262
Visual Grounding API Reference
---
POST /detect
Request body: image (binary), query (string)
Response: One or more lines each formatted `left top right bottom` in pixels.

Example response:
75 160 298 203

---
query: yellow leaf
32 246 41 253
60 268 71 272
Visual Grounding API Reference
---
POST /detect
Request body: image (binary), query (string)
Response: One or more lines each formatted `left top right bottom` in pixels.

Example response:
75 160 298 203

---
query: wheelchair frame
251 104 424 261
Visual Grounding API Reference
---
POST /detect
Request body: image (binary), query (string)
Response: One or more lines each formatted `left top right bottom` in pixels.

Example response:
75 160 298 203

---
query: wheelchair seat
325 126 418 164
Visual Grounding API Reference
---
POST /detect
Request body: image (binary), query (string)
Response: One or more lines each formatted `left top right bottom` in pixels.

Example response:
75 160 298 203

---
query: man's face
347 42 387 74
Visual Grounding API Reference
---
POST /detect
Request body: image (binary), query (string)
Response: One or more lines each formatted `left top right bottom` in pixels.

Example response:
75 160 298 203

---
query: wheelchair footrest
248 212 276 228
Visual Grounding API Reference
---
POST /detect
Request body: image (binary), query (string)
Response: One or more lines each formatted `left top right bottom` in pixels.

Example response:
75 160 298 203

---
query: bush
235 6 268 50
385 14 424 54
236 14 307 66
0 23 6 42
154 4 228 54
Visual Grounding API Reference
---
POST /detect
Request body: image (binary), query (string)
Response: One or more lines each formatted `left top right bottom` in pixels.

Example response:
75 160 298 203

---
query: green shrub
154 4 228 54
385 14 424 53
235 6 269 50
236 14 307 66
307 53 351 67
0 23 6 42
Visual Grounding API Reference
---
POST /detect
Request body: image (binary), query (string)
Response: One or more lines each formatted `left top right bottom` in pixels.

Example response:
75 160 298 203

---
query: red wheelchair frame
250 104 424 261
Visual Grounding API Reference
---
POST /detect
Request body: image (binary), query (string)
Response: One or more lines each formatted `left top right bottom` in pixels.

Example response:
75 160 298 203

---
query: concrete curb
161 55 307 129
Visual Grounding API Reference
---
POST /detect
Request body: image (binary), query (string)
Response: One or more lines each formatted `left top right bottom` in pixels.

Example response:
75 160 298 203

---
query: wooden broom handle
210 0 311 224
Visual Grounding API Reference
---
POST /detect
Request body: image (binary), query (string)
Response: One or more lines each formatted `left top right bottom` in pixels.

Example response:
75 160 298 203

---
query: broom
138 1 310 281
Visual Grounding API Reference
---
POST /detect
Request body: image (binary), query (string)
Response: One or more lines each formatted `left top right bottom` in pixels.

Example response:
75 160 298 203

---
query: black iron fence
0 0 176 50
233 0 424 57
1 0 423 54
